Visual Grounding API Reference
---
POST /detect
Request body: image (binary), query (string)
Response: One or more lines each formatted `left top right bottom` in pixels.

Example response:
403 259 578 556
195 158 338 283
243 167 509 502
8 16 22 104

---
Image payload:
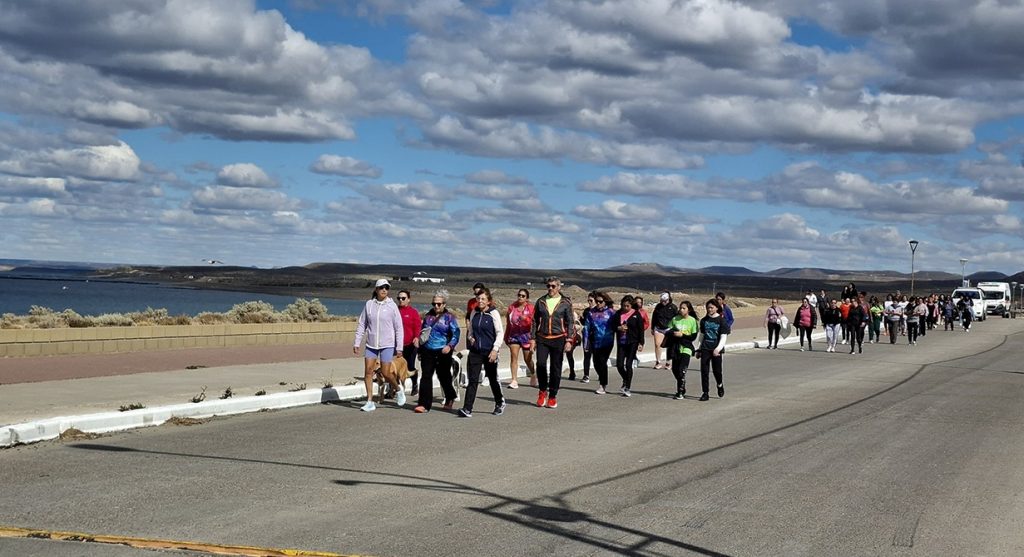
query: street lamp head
908 240 919 252
960 258 968 265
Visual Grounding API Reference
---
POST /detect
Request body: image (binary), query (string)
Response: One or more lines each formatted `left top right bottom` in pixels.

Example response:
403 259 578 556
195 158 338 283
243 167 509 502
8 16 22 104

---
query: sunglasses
377 285 389 290
546 283 558 288
432 302 444 307
518 294 527 298
398 296 408 301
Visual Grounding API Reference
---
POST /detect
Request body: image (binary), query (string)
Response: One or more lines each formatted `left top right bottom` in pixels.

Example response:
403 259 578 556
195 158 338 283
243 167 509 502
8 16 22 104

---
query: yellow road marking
0 525 372 557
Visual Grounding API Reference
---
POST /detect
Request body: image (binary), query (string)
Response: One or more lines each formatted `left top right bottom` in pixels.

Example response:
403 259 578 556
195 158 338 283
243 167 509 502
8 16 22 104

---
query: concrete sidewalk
1 325 819 446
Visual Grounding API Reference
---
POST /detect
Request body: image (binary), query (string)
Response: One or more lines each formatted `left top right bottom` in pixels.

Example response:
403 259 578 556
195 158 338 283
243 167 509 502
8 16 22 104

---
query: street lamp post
908 240 919 296
959 258 969 287
1012 282 1019 316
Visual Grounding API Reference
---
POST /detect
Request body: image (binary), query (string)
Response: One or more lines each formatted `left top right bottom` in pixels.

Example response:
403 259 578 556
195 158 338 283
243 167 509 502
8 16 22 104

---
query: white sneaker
595 386 606 395
622 388 632 397
360 401 376 412
800 347 805 352
395 389 406 407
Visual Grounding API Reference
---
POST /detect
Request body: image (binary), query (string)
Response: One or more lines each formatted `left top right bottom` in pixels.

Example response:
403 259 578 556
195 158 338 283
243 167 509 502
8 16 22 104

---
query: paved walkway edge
1 332 824 447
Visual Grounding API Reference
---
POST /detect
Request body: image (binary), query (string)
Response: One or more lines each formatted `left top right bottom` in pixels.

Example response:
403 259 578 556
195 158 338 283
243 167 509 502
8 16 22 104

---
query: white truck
977 282 1012 318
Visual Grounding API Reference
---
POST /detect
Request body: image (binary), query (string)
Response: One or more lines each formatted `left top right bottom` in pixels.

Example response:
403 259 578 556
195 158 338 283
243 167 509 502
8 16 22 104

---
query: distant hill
696 266 760 276
606 262 684 273
968 271 1008 282
765 267 960 281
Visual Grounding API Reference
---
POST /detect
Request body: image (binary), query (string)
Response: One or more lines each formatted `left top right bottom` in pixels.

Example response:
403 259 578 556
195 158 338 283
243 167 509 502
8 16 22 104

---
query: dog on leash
373 353 410 403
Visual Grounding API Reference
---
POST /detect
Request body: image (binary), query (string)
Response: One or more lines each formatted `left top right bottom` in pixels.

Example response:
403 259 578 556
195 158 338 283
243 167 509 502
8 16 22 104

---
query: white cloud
357 182 452 211
216 163 278 189
0 141 141 182
191 186 301 212
465 170 530 185
310 155 382 178
0 176 66 198
572 199 663 220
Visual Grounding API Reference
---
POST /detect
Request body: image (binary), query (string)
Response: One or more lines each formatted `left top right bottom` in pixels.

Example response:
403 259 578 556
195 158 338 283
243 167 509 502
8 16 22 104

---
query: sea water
0 277 379 317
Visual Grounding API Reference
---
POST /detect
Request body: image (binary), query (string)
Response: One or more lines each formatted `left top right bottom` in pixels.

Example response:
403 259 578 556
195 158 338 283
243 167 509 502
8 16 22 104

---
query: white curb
0 332 826 447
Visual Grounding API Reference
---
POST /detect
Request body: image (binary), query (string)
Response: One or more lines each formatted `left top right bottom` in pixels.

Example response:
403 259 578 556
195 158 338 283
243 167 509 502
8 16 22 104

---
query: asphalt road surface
2 319 1023 557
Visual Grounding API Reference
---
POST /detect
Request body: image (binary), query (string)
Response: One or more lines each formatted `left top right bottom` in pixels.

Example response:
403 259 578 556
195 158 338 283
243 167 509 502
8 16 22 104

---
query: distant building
412 276 445 283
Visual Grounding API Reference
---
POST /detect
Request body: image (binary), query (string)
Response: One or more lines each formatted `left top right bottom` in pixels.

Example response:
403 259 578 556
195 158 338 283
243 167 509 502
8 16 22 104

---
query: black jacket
609 310 644 345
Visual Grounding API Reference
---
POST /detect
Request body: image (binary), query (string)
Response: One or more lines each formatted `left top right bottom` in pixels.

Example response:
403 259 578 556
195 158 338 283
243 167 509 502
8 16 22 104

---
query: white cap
660 293 670 301
375 278 391 288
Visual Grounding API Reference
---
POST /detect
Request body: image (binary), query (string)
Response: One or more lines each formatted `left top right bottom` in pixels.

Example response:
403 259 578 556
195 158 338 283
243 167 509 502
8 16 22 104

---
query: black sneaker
717 385 725 398
673 391 685 400
492 402 506 416
699 393 709 401
456 408 472 418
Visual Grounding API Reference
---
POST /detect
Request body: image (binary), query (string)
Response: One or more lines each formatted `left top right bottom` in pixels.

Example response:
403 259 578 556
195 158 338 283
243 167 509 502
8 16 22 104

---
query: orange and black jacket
532 294 575 343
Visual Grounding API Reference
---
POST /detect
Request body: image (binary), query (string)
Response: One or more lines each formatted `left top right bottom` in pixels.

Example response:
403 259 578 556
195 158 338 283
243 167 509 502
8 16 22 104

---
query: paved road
2 319 1023 556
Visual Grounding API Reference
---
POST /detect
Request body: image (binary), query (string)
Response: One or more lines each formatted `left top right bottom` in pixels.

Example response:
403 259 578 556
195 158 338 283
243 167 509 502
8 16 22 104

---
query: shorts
654 327 669 334
506 332 532 346
364 347 395 363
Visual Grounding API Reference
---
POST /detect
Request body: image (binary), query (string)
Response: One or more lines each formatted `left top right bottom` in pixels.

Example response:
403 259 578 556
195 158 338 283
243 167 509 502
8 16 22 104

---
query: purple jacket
354 298 404 350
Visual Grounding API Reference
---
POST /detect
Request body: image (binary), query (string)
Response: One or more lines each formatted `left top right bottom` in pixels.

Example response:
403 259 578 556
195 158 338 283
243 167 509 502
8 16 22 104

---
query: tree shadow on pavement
71 443 730 556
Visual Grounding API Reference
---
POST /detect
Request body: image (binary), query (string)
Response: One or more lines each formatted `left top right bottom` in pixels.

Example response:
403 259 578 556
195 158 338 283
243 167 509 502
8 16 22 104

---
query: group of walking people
764 283 980 356
352 278 735 416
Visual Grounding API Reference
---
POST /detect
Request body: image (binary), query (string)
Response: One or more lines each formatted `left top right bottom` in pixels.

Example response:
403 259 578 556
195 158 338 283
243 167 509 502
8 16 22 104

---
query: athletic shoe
717 385 725 398
581 376 591 383
568 374 576 381
595 386 606 395
800 347 805 352
456 408 472 418
699 393 709 401
537 391 548 407
360 401 376 412
493 402 506 416
859 348 863 354
673 391 685 400
413 405 428 413
546 397 558 409
442 400 454 411
622 388 632 398
508 381 519 389
395 389 406 407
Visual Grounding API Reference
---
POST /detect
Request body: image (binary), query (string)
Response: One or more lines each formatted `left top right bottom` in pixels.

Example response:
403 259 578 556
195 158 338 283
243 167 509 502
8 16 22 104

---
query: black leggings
615 342 639 390
798 326 813 350
592 345 612 387
583 348 592 378
418 348 456 410
848 325 864 352
699 350 723 395
671 353 691 393
462 350 503 413
766 322 781 348
908 320 919 343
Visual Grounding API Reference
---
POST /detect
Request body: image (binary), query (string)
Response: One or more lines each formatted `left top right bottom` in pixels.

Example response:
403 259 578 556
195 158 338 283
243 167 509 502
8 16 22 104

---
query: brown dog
373 353 410 403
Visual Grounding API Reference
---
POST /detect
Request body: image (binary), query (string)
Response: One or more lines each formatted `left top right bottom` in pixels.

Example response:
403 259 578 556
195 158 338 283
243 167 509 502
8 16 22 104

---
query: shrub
283 298 330 322
93 313 135 327
227 300 279 324
128 307 169 325
195 311 229 324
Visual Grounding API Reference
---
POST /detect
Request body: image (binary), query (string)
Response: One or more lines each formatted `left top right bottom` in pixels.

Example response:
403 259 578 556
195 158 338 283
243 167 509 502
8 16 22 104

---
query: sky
0 0 1023 275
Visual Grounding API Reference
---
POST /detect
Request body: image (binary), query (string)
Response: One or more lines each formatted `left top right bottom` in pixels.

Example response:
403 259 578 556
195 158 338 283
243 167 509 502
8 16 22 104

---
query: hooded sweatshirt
354 297 403 350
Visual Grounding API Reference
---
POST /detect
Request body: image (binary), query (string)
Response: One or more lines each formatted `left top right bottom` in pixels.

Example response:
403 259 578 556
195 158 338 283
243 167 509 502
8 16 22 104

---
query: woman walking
868 297 883 344
354 279 405 412
458 288 505 418
846 298 867 354
885 298 904 344
667 301 699 399
504 288 535 389
397 290 422 397
821 299 842 352
651 292 677 369
583 292 616 394
794 298 817 352
579 293 596 383
413 290 461 413
764 298 785 350
609 295 644 397
696 299 730 401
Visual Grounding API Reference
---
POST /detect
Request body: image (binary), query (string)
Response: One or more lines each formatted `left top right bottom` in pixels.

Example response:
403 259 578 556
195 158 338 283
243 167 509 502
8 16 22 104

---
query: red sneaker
536 391 547 407
546 397 558 409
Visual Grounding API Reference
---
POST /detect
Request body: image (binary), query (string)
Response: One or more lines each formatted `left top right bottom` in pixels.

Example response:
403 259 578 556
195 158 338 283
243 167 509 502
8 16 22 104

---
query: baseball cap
375 278 391 288
660 293 670 301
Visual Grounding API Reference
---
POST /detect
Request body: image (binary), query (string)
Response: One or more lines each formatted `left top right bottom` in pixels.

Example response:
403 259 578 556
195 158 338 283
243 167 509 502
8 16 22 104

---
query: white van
977 282 1012 317
951 287 986 321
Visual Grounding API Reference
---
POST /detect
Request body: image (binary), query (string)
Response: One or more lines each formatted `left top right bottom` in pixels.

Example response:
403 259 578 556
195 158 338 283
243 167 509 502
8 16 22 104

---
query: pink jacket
354 298 404 350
